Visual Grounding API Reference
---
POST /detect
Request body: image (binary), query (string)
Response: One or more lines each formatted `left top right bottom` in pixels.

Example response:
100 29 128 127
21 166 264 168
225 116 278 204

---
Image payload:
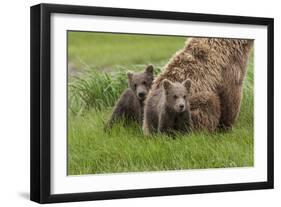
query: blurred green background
68 32 186 70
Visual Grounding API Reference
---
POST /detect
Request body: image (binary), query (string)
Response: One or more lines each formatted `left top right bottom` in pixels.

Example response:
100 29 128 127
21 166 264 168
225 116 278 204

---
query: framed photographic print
30 3 274 203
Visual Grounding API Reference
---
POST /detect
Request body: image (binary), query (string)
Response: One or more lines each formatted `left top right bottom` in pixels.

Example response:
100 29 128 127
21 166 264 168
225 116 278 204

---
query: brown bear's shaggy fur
151 37 253 131
189 92 221 131
143 79 193 136
105 65 154 130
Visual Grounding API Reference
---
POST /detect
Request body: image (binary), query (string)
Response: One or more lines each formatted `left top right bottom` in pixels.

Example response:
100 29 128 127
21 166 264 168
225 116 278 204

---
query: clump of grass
68 69 126 114
68 65 162 115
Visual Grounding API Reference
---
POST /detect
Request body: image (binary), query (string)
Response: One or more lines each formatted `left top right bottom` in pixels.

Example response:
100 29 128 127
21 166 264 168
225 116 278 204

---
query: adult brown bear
146 37 253 131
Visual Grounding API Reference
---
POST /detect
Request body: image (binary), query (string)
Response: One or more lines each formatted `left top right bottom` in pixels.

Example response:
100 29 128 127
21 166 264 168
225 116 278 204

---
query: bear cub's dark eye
142 81 146 85
183 95 186 99
173 95 178 99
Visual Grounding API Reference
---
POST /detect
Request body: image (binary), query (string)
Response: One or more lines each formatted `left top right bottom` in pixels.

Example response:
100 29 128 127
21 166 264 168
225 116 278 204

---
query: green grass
68 65 162 115
67 32 254 175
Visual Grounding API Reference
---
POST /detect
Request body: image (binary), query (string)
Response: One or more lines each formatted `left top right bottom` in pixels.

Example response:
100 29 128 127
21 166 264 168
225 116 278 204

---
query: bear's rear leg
190 92 221 132
219 86 242 129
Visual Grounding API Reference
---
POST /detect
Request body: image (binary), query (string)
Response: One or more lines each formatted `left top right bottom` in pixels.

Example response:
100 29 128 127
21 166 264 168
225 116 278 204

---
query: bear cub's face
162 79 191 113
127 65 154 101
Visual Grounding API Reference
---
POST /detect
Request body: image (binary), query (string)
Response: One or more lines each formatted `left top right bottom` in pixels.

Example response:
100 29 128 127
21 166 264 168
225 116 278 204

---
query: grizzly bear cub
143 79 192 136
105 65 154 130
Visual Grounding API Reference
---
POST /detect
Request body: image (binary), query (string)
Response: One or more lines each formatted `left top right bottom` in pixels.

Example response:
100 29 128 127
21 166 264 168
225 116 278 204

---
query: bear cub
105 65 154 130
143 79 192 136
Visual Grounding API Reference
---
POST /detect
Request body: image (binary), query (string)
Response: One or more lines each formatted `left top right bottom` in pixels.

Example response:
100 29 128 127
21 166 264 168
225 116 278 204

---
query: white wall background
0 0 279 206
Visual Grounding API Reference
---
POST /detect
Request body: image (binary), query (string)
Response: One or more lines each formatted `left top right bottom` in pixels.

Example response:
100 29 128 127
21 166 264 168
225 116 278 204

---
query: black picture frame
30 3 274 204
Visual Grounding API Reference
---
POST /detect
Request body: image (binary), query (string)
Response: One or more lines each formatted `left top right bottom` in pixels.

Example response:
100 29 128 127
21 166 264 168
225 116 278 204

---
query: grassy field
67 31 254 175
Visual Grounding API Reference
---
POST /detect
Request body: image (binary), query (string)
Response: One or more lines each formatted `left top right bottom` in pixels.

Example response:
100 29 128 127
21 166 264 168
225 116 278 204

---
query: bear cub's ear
145 64 154 76
182 79 191 93
127 72 134 87
127 72 134 81
162 79 173 91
